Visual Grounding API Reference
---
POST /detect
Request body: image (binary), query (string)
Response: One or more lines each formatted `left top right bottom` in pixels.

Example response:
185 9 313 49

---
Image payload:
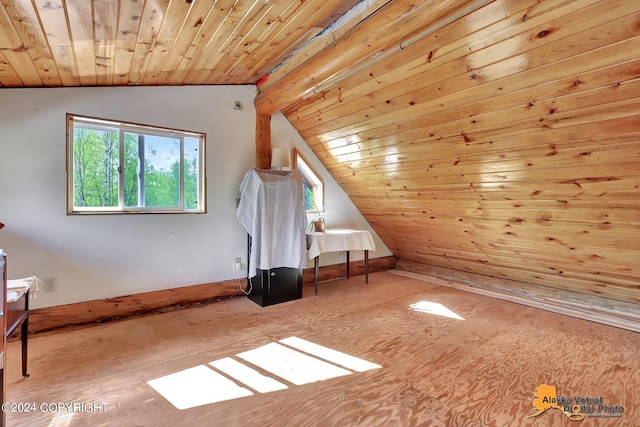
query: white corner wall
271 112 392 268
0 86 391 309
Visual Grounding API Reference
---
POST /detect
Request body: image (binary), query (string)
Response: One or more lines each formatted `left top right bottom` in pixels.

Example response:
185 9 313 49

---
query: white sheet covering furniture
307 229 376 259
7 276 39 303
237 168 307 278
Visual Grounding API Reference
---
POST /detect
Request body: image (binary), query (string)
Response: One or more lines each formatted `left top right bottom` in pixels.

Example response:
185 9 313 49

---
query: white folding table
306 229 376 296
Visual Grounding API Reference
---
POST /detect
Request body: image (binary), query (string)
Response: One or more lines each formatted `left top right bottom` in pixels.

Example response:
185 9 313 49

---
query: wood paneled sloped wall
257 0 640 305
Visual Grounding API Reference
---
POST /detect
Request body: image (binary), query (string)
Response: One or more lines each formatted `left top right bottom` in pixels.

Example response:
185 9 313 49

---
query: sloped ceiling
258 0 640 305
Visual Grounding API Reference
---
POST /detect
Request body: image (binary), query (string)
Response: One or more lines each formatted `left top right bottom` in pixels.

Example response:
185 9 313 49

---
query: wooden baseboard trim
27 279 243 335
393 260 640 333
26 256 397 334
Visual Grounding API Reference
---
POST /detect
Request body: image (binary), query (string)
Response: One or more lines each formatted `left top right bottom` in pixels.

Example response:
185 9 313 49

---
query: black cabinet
248 267 302 307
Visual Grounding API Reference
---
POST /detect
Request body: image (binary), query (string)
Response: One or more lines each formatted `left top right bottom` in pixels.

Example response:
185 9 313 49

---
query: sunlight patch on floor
409 301 465 320
280 336 382 372
147 337 381 410
147 365 253 410
209 357 288 393
237 342 353 386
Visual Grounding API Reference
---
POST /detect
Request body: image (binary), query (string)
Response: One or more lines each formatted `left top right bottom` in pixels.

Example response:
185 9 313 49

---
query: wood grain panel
112 0 146 85
290 0 588 126
1 0 60 86
255 111 271 169
66 0 97 86
258 0 391 91
5 272 640 426
193 0 272 84
34 0 79 86
255 0 493 114
327 134 640 181
276 0 640 307
315 114 640 172
293 0 636 133
0 56 22 87
300 41 640 143
167 0 238 85
0 0 361 87
140 0 193 85
239 0 362 84
128 0 171 85
206 0 303 83
153 0 219 85
0 1 39 86
93 0 118 86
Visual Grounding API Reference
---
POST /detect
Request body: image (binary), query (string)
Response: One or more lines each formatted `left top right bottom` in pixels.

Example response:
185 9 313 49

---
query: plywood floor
5 271 639 426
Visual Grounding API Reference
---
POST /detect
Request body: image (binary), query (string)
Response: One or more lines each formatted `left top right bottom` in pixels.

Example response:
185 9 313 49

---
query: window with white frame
295 150 324 213
66 114 206 214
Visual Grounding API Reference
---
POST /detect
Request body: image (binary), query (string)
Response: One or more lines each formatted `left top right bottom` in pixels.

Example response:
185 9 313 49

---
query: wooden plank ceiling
1 0 638 308
0 0 358 87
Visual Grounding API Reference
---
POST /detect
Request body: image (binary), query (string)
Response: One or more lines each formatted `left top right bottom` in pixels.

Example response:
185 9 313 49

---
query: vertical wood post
256 112 271 169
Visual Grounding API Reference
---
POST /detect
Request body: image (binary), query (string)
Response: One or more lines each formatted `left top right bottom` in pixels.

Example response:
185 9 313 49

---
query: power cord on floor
238 276 252 295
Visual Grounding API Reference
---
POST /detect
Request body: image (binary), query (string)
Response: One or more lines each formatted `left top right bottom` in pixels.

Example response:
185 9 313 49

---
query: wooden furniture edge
24 256 397 334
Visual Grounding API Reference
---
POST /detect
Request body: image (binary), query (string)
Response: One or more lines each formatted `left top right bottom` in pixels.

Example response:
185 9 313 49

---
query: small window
66 114 206 214
294 150 324 213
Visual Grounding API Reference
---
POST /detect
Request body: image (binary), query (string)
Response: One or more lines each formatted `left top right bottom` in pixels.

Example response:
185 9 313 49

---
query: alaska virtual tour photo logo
528 384 625 421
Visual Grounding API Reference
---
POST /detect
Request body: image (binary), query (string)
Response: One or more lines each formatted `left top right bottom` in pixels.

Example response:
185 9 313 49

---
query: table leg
365 250 369 285
21 316 28 378
314 256 319 296
22 292 29 378
346 251 350 279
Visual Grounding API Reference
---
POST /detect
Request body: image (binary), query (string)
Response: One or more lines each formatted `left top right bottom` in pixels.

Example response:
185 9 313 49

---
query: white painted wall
0 86 391 309
271 112 392 268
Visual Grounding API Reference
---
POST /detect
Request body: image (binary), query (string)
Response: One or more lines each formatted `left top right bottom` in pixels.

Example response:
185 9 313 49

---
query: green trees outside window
67 115 205 214
295 152 323 214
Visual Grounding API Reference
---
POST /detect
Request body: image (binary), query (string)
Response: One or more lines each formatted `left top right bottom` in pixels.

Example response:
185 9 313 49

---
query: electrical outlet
43 277 57 292
235 257 242 270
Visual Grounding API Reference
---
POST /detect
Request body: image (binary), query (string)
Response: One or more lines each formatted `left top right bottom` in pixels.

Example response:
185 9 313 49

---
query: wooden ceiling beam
255 112 271 169
254 0 492 115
